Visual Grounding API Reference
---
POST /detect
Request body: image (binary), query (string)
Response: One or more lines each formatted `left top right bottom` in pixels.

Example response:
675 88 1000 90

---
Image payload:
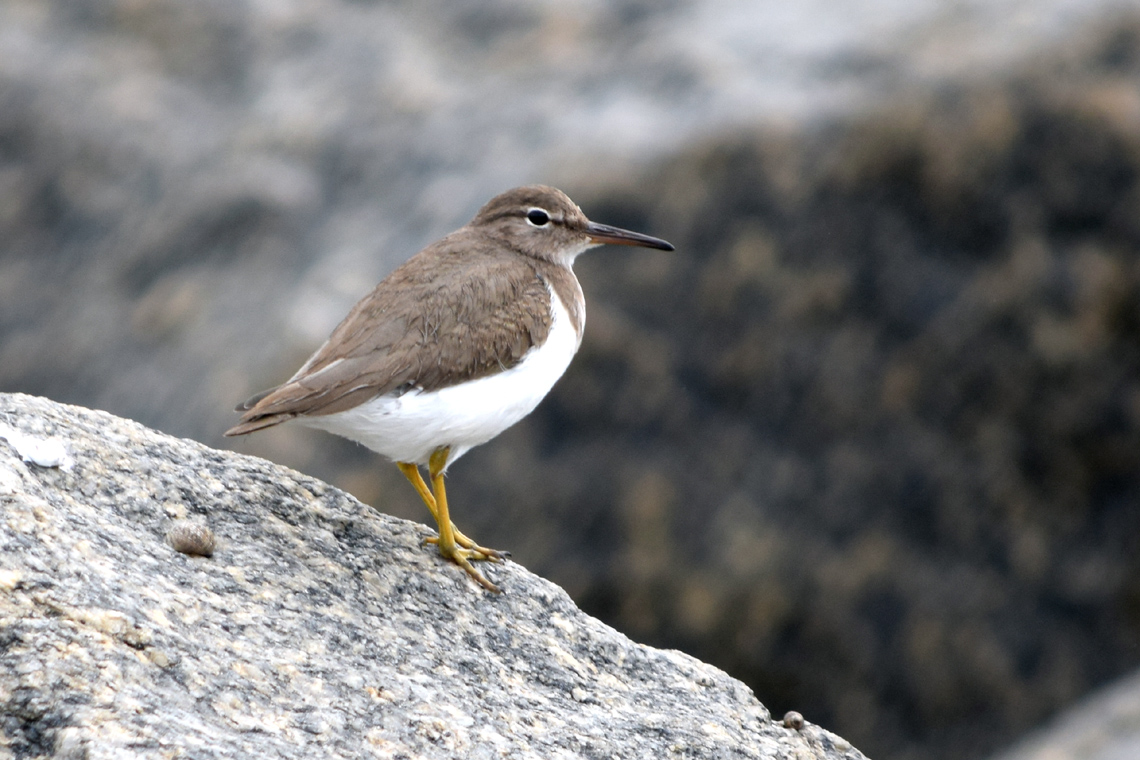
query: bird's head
470 185 674 265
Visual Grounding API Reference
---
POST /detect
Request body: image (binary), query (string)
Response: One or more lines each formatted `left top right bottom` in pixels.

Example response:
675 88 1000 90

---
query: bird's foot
430 541 503 593
424 529 510 561
409 448 508 593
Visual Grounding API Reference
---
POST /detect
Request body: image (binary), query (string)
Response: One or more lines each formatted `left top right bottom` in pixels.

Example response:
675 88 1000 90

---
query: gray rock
987 668 1140 760
0 393 865 760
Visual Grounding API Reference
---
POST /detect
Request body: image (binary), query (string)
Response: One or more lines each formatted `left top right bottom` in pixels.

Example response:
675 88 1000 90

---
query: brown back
226 227 582 435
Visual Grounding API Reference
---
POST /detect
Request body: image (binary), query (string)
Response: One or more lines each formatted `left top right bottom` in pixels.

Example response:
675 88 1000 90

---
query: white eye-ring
526 208 551 227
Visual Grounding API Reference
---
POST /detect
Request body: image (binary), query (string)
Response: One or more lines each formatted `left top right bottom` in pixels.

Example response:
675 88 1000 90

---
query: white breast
298 285 582 469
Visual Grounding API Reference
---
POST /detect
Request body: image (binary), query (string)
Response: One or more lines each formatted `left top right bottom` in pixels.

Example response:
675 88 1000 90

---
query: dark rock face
478 23 1140 760
0 393 863 759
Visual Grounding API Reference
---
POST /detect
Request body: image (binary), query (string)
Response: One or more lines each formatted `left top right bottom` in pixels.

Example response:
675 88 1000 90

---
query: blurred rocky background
2 2 1140 760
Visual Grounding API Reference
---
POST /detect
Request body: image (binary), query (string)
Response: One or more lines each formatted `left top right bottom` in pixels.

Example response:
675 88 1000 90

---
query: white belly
298 286 582 469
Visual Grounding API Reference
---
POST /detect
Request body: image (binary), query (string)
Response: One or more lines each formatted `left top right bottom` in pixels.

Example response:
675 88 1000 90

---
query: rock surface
0 393 863 760
988 667 1140 760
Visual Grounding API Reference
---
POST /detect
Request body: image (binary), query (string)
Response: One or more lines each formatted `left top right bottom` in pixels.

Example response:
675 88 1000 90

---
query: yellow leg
397 461 438 519
396 451 505 592
396 461 508 559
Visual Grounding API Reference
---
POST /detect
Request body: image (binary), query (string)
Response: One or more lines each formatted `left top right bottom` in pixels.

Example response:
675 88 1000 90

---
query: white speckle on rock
0 462 22 495
0 424 74 469
0 568 22 591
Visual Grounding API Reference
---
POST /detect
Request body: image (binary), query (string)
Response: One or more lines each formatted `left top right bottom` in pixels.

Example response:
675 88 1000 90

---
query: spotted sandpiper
225 185 674 592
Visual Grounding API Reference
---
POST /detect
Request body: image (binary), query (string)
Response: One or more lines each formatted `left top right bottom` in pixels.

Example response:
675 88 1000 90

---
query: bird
225 185 674 592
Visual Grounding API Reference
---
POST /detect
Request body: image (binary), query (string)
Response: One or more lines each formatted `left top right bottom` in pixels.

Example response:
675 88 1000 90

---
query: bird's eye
526 208 551 227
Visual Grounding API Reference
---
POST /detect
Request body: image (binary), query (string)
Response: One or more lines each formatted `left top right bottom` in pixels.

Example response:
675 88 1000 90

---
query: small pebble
783 710 804 730
166 520 216 557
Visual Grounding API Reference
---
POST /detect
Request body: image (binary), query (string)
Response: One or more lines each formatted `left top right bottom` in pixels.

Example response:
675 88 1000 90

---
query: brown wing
225 230 554 436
